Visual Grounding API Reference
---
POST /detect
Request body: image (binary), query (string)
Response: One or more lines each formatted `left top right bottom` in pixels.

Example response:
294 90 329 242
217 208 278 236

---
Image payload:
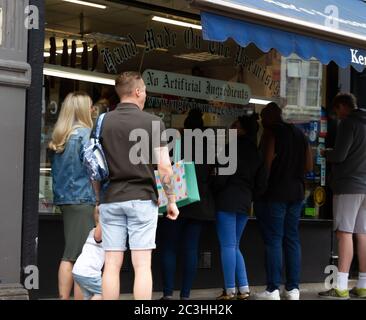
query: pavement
40 281 363 300
119 281 360 300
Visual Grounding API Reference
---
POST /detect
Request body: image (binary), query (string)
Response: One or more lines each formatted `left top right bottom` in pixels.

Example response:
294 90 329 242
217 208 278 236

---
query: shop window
40 2 328 219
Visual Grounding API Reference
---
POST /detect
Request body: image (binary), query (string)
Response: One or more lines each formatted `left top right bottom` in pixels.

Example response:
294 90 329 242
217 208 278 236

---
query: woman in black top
159 109 215 300
214 115 267 300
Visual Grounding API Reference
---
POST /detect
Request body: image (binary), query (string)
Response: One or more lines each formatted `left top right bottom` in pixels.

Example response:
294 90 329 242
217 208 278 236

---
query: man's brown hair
115 71 143 98
332 93 357 110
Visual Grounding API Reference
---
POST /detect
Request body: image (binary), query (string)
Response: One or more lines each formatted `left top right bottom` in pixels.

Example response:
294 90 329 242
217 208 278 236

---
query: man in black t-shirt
255 102 312 300
95 71 179 300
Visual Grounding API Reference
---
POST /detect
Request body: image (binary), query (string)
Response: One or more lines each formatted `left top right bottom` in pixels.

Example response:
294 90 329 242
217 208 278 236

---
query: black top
100 103 166 204
214 136 267 214
262 122 308 202
179 133 215 221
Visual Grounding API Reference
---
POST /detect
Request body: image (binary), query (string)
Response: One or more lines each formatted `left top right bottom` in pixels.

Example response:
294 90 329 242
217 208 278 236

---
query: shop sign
143 69 251 105
144 27 177 52
145 96 250 117
0 8 3 46
350 49 366 68
100 26 233 73
235 47 280 96
101 34 139 74
100 28 177 73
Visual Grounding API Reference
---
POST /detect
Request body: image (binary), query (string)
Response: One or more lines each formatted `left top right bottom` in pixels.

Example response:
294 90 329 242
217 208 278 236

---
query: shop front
29 0 366 298
0 0 44 299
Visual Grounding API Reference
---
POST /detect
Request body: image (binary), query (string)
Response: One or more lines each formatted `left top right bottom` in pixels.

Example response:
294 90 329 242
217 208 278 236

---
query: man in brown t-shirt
96 71 179 300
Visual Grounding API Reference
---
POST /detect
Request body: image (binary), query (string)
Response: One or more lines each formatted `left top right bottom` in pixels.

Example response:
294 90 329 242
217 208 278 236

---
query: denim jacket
52 127 96 205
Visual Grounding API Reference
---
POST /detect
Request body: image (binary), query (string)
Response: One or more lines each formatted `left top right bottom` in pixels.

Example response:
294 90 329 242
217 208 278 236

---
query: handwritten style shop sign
142 69 251 106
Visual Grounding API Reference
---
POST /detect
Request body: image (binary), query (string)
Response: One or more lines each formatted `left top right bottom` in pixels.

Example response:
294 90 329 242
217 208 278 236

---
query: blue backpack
83 113 109 181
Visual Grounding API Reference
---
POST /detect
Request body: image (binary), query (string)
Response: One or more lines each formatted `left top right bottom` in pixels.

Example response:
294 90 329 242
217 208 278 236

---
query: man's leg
262 203 286 292
337 231 354 273
131 250 153 300
58 261 74 300
336 231 353 291
357 234 366 273
356 234 366 290
283 201 303 292
127 200 158 300
355 195 366 289
99 201 128 300
102 251 124 300
333 194 363 291
318 195 362 298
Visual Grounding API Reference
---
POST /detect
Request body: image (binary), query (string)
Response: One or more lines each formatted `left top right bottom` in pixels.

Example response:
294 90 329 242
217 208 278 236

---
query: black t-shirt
100 103 167 204
262 122 308 202
213 136 268 214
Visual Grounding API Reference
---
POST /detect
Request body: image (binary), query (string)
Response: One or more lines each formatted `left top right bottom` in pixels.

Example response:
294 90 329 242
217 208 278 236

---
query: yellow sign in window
314 187 326 207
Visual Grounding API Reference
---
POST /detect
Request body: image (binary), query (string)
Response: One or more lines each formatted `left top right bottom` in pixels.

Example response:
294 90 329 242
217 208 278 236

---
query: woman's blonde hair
49 91 93 153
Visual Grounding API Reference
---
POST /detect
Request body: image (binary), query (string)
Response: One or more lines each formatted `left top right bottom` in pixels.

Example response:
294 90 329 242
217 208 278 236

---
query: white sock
239 286 250 294
226 287 235 295
336 272 349 291
357 272 366 289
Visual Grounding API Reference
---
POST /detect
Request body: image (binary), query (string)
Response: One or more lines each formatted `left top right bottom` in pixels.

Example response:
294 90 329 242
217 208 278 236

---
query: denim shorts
99 200 159 251
72 273 102 300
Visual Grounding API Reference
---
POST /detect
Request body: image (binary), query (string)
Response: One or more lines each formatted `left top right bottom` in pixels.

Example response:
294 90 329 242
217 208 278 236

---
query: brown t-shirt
100 103 167 204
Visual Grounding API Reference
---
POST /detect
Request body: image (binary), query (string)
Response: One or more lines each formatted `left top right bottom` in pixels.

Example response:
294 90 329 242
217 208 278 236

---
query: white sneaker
283 288 300 300
255 289 280 300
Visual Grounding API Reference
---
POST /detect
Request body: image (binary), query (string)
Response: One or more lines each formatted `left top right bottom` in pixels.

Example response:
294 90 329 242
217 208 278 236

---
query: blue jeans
255 201 303 292
216 211 249 290
160 218 203 298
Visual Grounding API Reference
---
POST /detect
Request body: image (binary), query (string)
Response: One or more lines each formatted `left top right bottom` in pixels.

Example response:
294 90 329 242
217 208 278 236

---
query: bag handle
94 113 106 139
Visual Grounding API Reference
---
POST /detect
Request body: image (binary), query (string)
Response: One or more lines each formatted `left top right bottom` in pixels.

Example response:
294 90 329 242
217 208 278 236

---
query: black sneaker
160 295 173 300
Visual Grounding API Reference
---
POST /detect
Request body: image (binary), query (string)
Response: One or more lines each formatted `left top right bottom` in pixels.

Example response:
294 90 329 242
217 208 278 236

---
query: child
72 208 104 300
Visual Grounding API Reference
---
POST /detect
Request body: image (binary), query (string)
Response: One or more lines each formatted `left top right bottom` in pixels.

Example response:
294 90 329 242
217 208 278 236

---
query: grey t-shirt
100 103 167 204
326 108 366 194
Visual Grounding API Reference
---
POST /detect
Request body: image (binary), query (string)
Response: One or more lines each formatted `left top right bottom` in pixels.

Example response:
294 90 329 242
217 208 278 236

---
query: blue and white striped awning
192 0 366 71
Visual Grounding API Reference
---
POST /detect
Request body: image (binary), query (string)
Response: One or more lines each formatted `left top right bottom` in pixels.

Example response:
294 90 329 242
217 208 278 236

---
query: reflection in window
306 79 320 107
281 54 323 121
286 77 300 106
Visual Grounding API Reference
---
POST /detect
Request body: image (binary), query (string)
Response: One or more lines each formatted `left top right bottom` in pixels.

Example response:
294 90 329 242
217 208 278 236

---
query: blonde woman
49 92 97 300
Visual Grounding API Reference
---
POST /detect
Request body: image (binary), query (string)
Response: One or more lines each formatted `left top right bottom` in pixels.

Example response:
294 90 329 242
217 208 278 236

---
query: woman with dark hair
214 115 267 300
159 109 215 300
238 113 259 144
